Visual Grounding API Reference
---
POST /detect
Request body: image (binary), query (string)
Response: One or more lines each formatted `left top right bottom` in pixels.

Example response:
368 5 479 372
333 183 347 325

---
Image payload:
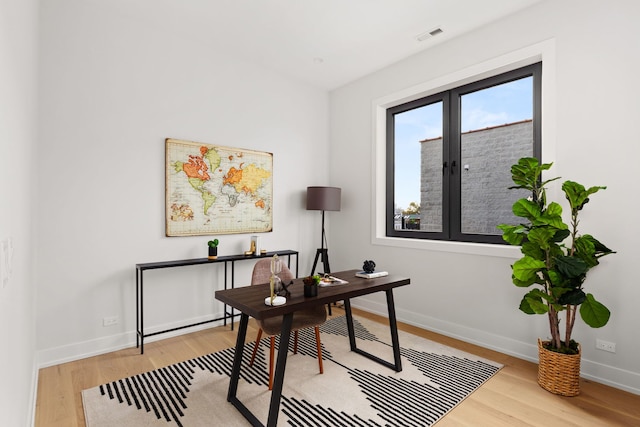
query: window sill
372 235 521 258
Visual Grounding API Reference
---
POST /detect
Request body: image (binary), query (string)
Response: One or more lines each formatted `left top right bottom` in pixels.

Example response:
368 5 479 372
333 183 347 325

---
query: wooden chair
248 258 326 390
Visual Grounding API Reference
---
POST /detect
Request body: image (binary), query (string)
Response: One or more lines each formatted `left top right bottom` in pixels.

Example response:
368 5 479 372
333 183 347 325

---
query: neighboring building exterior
419 120 532 234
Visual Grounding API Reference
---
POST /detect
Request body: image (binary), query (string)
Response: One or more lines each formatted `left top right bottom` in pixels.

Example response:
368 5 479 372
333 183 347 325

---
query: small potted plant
302 275 321 297
498 157 615 396
207 239 219 260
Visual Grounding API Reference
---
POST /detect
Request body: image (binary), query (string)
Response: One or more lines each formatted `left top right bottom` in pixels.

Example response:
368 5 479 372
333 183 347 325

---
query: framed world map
165 138 273 236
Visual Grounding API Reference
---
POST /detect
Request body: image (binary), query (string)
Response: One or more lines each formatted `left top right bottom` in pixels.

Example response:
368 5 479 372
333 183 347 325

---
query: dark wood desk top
215 269 410 320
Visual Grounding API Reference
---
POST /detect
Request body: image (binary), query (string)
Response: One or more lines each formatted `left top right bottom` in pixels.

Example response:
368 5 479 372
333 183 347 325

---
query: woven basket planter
537 339 581 396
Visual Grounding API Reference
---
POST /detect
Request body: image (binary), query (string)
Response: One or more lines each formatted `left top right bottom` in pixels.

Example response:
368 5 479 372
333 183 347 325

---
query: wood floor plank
35 307 640 426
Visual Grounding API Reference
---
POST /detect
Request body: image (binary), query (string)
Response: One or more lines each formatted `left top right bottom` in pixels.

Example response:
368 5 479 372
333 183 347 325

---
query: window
386 62 541 244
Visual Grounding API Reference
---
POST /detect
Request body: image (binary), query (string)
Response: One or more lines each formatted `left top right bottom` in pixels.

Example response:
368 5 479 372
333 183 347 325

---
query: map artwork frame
165 138 273 236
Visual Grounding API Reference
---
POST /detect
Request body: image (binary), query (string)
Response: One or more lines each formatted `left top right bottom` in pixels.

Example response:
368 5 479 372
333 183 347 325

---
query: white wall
0 0 39 424
329 0 640 393
35 0 330 366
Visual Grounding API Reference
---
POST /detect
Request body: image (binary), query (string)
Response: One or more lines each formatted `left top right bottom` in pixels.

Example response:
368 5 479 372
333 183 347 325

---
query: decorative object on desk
207 239 219 260
319 274 348 287
279 280 293 296
165 138 273 236
303 275 321 297
306 186 341 276
355 270 389 279
497 157 616 396
264 295 286 306
83 316 502 427
362 259 376 273
270 254 283 295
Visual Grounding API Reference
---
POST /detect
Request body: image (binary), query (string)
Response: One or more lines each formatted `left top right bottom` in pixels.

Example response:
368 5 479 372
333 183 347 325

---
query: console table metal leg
136 269 139 349
223 262 228 328
140 271 145 354
230 261 235 331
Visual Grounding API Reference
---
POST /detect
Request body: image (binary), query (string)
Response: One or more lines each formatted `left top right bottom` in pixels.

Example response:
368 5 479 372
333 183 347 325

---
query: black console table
135 250 298 354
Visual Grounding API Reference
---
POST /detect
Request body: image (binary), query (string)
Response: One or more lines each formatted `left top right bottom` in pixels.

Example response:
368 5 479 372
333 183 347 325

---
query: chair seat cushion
259 305 327 336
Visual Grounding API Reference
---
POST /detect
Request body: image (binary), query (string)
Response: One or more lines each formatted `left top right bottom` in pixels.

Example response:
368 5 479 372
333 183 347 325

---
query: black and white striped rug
82 316 501 426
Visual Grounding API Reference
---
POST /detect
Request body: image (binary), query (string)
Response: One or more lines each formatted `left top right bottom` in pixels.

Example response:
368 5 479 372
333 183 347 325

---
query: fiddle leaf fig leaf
588 235 615 255
512 199 541 221
512 256 545 283
555 255 589 278
552 228 571 243
537 202 567 229
521 241 544 260
580 293 611 328
563 181 606 212
520 289 549 315
575 235 616 267
558 288 586 305
512 274 538 288
497 224 525 245
527 228 556 250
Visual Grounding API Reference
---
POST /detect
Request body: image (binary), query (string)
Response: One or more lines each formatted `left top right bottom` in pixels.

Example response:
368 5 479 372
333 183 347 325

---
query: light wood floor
35 307 640 426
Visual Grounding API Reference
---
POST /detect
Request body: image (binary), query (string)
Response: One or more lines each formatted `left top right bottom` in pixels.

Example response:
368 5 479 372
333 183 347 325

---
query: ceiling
104 0 541 90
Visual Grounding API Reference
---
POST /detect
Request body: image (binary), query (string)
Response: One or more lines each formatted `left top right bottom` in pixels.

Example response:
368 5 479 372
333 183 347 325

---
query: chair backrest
251 258 295 286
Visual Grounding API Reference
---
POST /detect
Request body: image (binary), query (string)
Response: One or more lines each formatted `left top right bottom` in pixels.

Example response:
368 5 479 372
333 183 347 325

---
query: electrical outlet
596 339 616 353
103 316 118 327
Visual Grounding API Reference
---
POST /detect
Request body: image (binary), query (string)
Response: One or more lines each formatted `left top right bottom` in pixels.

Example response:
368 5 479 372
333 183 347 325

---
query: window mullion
448 90 461 240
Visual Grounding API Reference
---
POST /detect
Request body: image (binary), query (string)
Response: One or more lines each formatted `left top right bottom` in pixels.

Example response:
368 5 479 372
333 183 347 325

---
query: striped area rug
82 315 502 426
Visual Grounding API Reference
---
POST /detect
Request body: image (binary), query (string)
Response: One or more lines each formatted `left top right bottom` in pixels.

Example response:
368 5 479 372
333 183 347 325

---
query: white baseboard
36 313 230 369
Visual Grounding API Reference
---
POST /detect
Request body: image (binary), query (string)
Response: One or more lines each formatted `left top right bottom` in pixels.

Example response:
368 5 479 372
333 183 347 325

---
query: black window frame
386 62 542 244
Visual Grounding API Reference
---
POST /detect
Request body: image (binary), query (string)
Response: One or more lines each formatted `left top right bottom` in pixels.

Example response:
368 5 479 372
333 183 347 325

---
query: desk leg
267 312 293 427
227 315 263 426
344 298 357 351
386 289 402 372
227 312 292 427
343 291 402 372
228 313 248 402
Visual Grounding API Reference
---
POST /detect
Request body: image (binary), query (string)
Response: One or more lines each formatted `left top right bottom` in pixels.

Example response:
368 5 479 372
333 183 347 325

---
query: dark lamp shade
306 186 341 211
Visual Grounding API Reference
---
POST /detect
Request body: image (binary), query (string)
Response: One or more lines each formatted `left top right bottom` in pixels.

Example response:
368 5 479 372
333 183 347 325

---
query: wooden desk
215 269 410 427
135 250 298 354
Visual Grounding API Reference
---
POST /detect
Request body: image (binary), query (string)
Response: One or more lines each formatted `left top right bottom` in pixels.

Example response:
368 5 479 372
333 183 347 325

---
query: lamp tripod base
311 248 335 315
310 248 330 276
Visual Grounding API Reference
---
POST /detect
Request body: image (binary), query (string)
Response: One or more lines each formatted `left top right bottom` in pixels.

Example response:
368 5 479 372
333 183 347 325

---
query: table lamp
306 186 341 276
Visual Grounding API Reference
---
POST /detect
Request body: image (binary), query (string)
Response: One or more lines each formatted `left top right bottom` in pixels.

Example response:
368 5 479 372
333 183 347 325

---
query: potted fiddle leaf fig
207 239 219 260
497 157 615 396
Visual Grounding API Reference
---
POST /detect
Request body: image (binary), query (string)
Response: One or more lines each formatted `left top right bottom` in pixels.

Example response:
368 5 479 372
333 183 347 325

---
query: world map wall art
165 138 273 236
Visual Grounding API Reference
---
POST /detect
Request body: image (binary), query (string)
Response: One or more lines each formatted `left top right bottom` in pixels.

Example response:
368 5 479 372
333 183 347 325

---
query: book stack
355 271 389 279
